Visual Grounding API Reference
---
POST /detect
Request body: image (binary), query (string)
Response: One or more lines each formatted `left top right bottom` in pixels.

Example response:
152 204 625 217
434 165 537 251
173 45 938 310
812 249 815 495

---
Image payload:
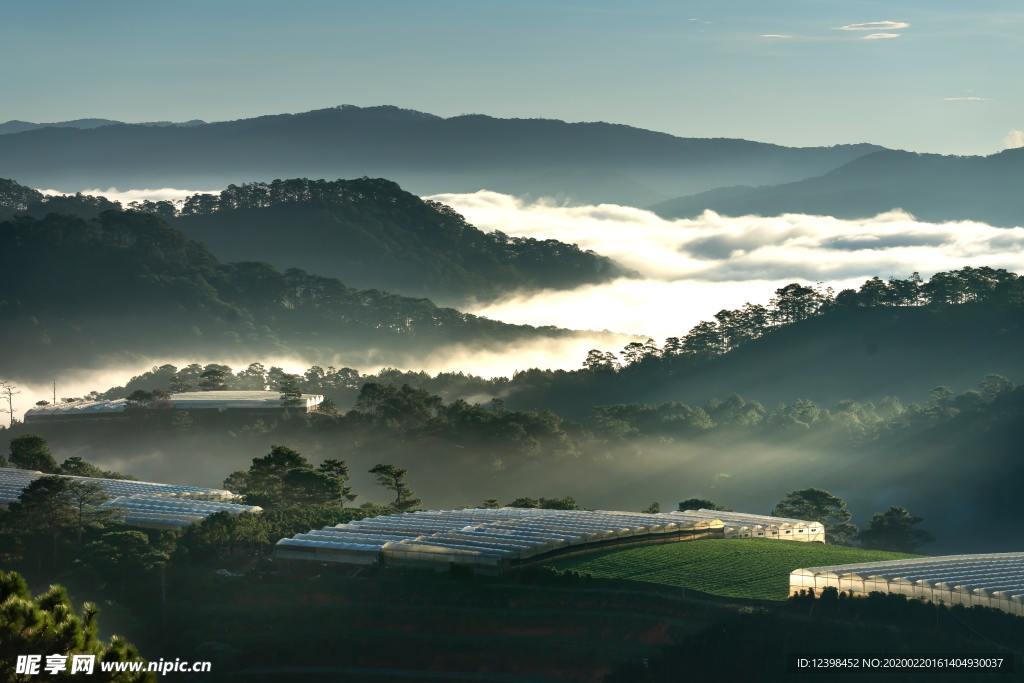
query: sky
2 0 1022 155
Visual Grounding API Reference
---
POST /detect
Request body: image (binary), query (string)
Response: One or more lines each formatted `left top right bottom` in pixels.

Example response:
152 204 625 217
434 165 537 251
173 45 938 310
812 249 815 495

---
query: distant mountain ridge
653 147 1024 227
0 118 206 135
0 105 882 205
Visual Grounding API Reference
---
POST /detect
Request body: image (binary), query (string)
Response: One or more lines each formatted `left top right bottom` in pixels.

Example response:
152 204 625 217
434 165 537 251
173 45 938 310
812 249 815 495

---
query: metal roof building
0 467 261 530
790 553 1024 617
24 390 324 421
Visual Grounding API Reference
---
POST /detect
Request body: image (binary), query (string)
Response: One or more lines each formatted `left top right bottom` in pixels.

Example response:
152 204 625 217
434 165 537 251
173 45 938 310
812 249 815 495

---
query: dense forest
9 366 1022 552
0 209 572 379
0 176 626 304
93 266 1024 416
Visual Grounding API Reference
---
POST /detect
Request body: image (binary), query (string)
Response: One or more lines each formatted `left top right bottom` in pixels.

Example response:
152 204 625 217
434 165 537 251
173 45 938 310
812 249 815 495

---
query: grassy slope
551 539 915 601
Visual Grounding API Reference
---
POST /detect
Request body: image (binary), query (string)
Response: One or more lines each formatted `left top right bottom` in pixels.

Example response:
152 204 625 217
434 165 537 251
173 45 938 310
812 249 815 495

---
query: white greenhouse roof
677 509 824 528
24 390 324 419
24 398 129 418
168 391 324 410
276 507 728 569
0 467 260 530
791 553 1024 617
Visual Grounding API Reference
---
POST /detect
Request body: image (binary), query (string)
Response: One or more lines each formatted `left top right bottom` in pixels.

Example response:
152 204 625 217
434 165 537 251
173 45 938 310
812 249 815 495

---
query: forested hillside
0 211 570 379
19 369 1024 552
1 177 626 303
101 268 1024 416
0 105 880 204
170 178 625 303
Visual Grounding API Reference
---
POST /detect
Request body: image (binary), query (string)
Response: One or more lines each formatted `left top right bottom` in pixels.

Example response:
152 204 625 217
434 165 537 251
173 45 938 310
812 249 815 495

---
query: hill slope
0 211 571 380
171 178 627 304
653 148 1024 227
1 176 626 304
552 539 914 600
503 302 1024 418
0 105 881 205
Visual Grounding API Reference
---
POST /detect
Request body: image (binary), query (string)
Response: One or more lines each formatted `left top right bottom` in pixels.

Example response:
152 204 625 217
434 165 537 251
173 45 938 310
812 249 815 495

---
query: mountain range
0 105 880 205
0 118 205 136
653 147 1024 227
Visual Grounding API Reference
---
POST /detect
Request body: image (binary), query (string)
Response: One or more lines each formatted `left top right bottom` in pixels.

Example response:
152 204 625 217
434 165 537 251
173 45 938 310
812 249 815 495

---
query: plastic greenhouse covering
0 467 260 530
790 553 1024 617
675 509 826 542
23 390 324 421
275 507 824 570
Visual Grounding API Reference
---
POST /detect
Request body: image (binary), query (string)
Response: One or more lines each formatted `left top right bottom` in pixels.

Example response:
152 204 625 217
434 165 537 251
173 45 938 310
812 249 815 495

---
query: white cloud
862 32 901 40
760 34 793 39
1004 130 1024 150
39 187 215 205
838 20 910 31
943 96 989 102
429 190 1024 340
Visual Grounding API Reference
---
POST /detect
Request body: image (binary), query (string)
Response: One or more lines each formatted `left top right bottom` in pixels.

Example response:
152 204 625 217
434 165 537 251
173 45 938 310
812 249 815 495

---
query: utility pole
0 381 19 428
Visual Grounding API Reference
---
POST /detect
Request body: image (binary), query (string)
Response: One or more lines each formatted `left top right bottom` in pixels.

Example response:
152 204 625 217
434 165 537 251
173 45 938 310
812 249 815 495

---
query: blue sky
2 0 1021 154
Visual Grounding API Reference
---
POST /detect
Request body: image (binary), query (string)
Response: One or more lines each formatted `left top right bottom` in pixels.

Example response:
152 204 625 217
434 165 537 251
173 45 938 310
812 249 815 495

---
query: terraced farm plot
551 539 915 601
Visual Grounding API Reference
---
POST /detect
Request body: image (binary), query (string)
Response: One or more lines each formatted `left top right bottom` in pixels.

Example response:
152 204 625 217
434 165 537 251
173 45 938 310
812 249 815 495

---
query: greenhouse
790 553 1024 617
675 509 826 543
276 508 725 570
0 467 260 530
23 390 324 421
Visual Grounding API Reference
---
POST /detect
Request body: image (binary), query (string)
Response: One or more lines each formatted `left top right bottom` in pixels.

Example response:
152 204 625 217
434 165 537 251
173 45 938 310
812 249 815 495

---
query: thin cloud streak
838 21 910 31
862 33 901 40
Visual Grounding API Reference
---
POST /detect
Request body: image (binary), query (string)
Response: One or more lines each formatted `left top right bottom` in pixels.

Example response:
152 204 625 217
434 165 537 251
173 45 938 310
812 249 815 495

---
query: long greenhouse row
791 553 1024 617
675 509 825 542
275 507 823 570
0 467 261 530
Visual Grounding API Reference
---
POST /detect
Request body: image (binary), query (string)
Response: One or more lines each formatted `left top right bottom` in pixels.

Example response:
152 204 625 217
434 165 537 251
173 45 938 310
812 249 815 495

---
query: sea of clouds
428 191 1024 340
20 185 1023 414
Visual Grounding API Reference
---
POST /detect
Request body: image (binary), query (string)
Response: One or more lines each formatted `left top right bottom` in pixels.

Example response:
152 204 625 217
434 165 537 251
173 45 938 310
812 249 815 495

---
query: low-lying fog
21 187 1024 413
8 330 629 421
429 191 1024 338
46 186 1024 343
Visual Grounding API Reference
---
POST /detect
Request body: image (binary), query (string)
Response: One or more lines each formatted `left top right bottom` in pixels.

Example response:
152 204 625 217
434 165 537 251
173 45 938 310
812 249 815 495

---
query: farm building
0 467 261 530
676 509 826 542
790 553 1024 617
275 508 725 570
23 390 324 421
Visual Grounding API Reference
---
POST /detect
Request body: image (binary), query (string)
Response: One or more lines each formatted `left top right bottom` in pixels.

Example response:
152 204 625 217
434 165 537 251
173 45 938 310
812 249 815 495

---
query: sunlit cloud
760 34 793 39
24 185 1024 397
1004 130 1024 150
862 32 901 40
838 21 910 31
429 190 1024 339
943 96 989 102
39 187 215 205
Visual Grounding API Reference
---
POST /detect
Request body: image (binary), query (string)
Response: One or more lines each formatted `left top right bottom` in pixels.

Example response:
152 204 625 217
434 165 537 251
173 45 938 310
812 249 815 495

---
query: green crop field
550 539 915 601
